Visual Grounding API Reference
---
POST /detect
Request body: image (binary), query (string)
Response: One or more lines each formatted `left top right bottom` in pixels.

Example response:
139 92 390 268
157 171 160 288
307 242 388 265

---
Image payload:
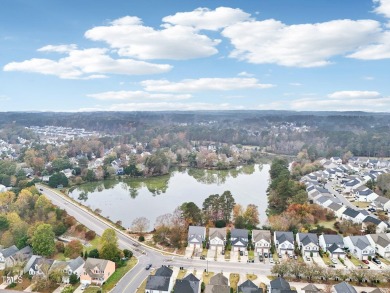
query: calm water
68 164 270 229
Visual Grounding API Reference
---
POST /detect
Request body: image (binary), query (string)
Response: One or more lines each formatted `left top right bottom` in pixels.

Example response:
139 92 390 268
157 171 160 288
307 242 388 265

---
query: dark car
259 255 264 262
145 264 152 270
264 252 268 258
221 250 225 255
373 258 381 265
239 251 244 256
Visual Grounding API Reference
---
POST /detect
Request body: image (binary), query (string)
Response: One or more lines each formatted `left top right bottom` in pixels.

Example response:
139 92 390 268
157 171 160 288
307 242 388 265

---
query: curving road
36 184 272 292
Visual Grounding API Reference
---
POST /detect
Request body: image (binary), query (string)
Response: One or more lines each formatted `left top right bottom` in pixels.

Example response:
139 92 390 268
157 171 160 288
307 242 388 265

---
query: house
372 196 390 212
237 279 262 293
230 229 248 252
50 256 85 283
205 273 229 293
334 281 357 293
269 277 297 293
341 208 367 224
343 178 362 192
208 228 226 251
0 245 19 268
174 273 200 293
145 266 174 293
343 235 375 260
274 231 294 255
362 216 388 233
301 283 321 293
367 234 390 258
187 226 206 249
330 157 342 165
252 230 271 255
326 202 346 218
80 258 115 285
353 187 378 202
24 256 55 276
319 234 345 259
296 233 319 257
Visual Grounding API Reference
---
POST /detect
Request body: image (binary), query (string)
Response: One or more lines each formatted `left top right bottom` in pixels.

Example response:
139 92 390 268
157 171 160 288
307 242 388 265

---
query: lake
68 164 270 230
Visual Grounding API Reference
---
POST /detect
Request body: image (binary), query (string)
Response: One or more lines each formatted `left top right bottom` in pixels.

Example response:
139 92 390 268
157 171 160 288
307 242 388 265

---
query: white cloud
328 90 381 99
87 90 191 101
348 31 390 60
4 47 172 79
222 19 381 67
78 102 245 112
363 76 375 80
85 16 220 60
162 7 251 31
289 82 302 86
238 71 254 77
141 77 274 92
37 44 78 53
373 0 390 18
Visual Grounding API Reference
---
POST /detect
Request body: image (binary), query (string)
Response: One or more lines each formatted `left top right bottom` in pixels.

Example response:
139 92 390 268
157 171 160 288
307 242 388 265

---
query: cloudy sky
1 0 390 112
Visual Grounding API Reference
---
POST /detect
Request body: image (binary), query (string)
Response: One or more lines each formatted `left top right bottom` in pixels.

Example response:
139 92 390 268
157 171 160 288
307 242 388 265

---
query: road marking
122 267 146 293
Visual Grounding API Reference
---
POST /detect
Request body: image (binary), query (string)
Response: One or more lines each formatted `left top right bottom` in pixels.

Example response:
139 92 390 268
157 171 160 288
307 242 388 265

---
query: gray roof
210 273 228 286
188 226 206 242
323 234 344 247
275 231 294 244
146 275 171 291
343 208 360 218
363 216 383 226
237 279 263 293
349 236 371 250
205 284 230 293
354 187 374 196
302 283 321 292
68 256 85 271
327 202 343 211
317 196 331 204
375 196 390 205
174 274 199 293
270 277 291 290
369 234 390 248
231 229 248 238
155 266 173 277
13 246 32 262
345 179 360 186
209 228 226 240
328 243 345 254
298 233 318 246
252 230 271 243
83 258 112 279
1 245 19 258
334 282 357 293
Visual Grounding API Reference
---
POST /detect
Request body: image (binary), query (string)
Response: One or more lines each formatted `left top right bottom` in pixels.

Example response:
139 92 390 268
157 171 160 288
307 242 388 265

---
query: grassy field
85 236 101 253
85 286 101 293
349 256 363 266
353 202 370 209
317 220 337 231
322 253 331 265
248 250 255 260
225 250 231 260
247 274 257 281
230 273 240 292
202 271 215 285
176 269 187 280
102 257 137 291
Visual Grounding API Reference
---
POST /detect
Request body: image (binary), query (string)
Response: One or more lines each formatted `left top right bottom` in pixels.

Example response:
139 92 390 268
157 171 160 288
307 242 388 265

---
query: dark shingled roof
237 279 263 293
275 232 294 244
334 281 357 293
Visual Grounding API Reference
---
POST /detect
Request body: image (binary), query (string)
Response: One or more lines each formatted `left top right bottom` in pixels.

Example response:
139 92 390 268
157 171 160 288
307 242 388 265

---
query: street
36 184 272 292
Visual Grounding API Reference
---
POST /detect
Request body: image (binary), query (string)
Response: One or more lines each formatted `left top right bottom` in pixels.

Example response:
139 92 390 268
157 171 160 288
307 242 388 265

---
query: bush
56 241 65 253
53 223 67 236
138 235 145 242
123 249 133 258
85 230 96 241
69 273 79 285
201 282 205 292
88 248 99 258
75 224 86 232
215 220 226 228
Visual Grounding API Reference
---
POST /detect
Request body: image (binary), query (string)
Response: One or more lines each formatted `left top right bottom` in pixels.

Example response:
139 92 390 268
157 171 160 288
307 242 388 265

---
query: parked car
221 250 225 255
244 251 248 256
278 253 282 258
145 264 152 270
289 254 293 259
294 255 298 260
362 259 369 264
269 258 274 264
328 264 336 268
200 256 206 260
264 252 268 258
239 251 244 256
373 258 381 265
259 255 264 262
306 256 311 261
331 258 338 264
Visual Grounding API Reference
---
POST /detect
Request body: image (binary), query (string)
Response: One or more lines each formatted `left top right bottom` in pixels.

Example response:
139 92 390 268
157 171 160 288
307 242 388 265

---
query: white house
145 266 173 293
372 196 390 212
353 187 378 202
341 208 368 224
252 230 271 255
362 216 388 234
50 256 85 283
296 233 319 257
187 226 206 249
367 234 390 259
343 235 375 260
343 178 362 193
274 231 294 255
330 157 342 165
208 228 226 251
230 229 248 252
319 234 346 259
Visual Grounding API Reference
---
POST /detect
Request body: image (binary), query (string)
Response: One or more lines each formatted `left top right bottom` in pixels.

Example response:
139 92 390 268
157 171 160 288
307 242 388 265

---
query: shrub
138 235 145 242
123 249 133 258
85 230 96 241
69 273 79 285
55 241 65 253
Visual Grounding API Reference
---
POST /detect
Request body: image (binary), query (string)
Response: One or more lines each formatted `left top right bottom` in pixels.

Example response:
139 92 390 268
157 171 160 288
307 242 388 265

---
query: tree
0 230 14 247
243 204 260 228
56 241 65 253
123 249 133 258
64 240 83 258
88 248 99 258
180 202 202 225
99 229 120 262
48 173 69 188
62 285 75 293
0 215 9 231
69 273 79 285
31 224 56 257
131 217 150 233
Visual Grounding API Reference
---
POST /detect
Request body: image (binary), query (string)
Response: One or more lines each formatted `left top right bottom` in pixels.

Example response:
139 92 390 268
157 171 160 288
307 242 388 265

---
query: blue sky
1 0 390 112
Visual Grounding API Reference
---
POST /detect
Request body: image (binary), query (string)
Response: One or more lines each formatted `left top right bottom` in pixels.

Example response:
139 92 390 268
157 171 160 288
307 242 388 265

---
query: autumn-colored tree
31 224 56 257
64 240 83 258
131 217 150 233
243 204 260 228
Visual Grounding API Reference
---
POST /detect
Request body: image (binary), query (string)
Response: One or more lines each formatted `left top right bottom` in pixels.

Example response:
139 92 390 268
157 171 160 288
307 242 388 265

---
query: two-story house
174 273 200 293
230 229 248 252
269 277 297 293
187 226 206 249
343 235 375 260
80 258 115 285
145 266 174 293
50 256 85 283
237 280 262 293
274 231 294 256
252 230 271 256
208 228 226 251
319 234 345 259
353 186 378 202
367 234 390 259
296 233 319 257
205 273 229 293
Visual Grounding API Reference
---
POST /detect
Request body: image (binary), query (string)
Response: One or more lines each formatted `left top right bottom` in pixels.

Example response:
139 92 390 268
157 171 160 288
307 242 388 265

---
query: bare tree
131 217 150 233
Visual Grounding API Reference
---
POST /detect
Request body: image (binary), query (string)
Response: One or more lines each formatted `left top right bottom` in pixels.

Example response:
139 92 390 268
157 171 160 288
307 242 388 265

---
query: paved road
325 182 354 208
36 184 272 292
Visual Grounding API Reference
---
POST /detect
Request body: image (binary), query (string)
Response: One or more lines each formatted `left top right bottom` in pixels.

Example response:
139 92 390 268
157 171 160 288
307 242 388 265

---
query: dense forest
1 111 390 158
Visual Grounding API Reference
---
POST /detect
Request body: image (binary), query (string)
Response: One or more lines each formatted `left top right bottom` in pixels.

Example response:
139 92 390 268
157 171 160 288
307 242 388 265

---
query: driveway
184 247 193 258
312 256 327 267
207 248 216 260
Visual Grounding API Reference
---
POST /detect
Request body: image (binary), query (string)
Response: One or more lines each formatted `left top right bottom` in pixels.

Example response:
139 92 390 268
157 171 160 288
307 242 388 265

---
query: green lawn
248 250 255 260
176 269 187 280
85 236 101 253
349 256 363 266
202 272 215 285
85 286 101 293
317 220 338 231
322 253 331 265
224 250 231 260
229 273 240 292
353 202 370 209
102 257 137 291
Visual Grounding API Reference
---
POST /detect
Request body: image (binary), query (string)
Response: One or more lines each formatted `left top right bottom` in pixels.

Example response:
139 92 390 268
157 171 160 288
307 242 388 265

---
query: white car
331 258 338 264
269 258 274 264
